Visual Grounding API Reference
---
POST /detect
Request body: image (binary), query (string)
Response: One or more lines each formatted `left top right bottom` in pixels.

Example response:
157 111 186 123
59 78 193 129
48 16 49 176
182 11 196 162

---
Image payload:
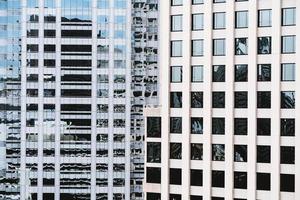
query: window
234 145 247 162
235 64 248 82
171 15 182 32
258 9 272 27
212 92 225 108
282 8 296 26
235 11 248 28
234 92 248 108
212 118 225 135
280 146 295 164
213 0 225 3
170 168 182 185
147 193 161 200
171 0 182 6
281 91 295 109
257 145 271 163
169 194 181 200
170 117 182 133
191 170 203 186
191 92 203 108
212 170 225 187
191 117 203 134
192 40 204 56
257 91 271 108
258 37 272 54
171 41 182 57
235 38 248 55
281 63 295 81
192 14 204 30
234 172 247 189
213 39 226 56
257 64 271 81
280 174 295 192
213 12 226 29
212 144 225 161
257 173 271 190
191 196 203 200
191 143 203 160
170 92 182 108
146 167 161 183
147 142 161 163
170 143 182 159
147 117 161 138
27 0 38 8
212 65 225 82
257 118 271 136
281 118 295 136
234 118 247 135
191 65 203 82
114 0 126 8
171 66 182 83
282 36 295 53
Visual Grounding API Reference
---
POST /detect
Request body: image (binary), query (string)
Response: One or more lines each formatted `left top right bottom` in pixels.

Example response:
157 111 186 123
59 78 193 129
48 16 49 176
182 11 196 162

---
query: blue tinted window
27 0 38 8
115 0 126 9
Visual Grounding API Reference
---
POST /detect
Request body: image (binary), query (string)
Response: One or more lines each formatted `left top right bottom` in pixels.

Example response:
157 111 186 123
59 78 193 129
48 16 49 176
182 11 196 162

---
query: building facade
0 0 157 200
144 0 299 200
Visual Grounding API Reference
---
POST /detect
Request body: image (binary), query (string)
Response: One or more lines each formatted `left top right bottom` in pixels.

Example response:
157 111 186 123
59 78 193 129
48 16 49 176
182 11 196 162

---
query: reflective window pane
257 91 271 108
212 65 225 82
281 63 295 81
235 64 248 82
212 118 225 135
281 36 295 53
235 11 248 28
234 145 247 162
191 117 203 134
191 143 203 160
191 65 203 82
213 39 226 56
258 37 272 54
191 92 203 108
170 143 182 159
213 12 226 29
281 118 295 136
212 92 225 108
192 13 203 30
258 9 272 27
234 118 247 135
257 118 271 136
282 8 296 26
147 142 161 163
192 39 203 56
171 66 182 82
171 40 182 57
171 15 182 32
212 144 225 161
281 91 295 109
257 64 271 81
170 117 182 133
234 92 248 108
235 38 248 55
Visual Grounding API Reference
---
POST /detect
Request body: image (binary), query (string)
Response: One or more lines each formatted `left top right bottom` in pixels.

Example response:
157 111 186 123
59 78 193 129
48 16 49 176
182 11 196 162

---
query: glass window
212 92 225 108
280 174 295 192
146 167 161 183
170 117 182 133
212 118 225 135
257 91 271 108
281 63 295 81
27 0 38 8
235 38 248 55
171 41 182 57
257 145 271 163
234 92 248 108
147 142 161 163
235 11 248 28
191 170 203 186
192 39 203 56
212 170 225 188
114 0 126 9
147 193 161 200
44 0 55 8
257 173 270 191
212 65 225 82
235 64 248 82
282 8 296 26
213 12 226 29
212 144 225 161
171 15 182 32
170 168 182 185
191 196 203 200
234 118 247 135
170 143 182 159
170 92 182 108
213 0 225 3
213 39 226 56
171 0 182 6
258 9 272 27
192 14 204 30
234 172 247 189
280 146 295 164
171 66 182 83
192 0 203 4
257 118 271 136
282 36 295 53
234 145 247 162
281 91 295 109
147 117 161 138
258 37 272 54
97 0 108 8
169 194 181 200
281 118 295 136
191 117 203 134
191 65 203 82
191 92 203 108
191 143 203 160
257 64 271 81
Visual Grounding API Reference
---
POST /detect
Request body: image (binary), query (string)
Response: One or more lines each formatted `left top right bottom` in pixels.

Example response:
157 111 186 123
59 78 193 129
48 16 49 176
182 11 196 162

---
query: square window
257 91 271 108
170 168 182 185
212 144 225 161
234 118 247 135
282 8 296 26
147 142 161 163
170 143 182 159
281 63 295 81
258 9 272 27
191 143 203 160
234 92 248 108
257 145 271 163
235 11 248 28
235 38 248 55
281 91 295 109
191 65 204 82
212 118 225 135
281 146 295 164
213 39 226 56
191 169 203 186
234 145 247 162
281 118 295 136
235 64 248 82
212 170 225 187
280 174 295 192
258 37 272 54
192 14 204 30
146 167 161 183
234 171 247 189
171 41 182 57
212 92 225 108
171 66 182 83
213 12 226 29
170 117 182 133
257 118 271 136
257 64 271 81
212 65 225 82
192 40 204 56
147 117 161 138
170 92 182 108
191 117 203 134
171 15 183 32
257 173 270 190
281 36 295 54
191 92 203 108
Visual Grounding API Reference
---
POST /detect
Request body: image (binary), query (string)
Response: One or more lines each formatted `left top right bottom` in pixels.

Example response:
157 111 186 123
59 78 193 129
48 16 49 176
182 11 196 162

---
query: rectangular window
213 12 226 29
234 145 247 162
171 0 182 6
171 66 182 83
213 39 226 56
191 143 203 160
212 144 225 161
282 8 296 26
257 64 271 81
281 91 295 109
171 15 182 32
170 168 182 185
280 146 295 164
257 91 271 108
281 118 295 136
235 11 248 28
192 39 204 56
192 14 204 30
192 0 203 4
212 65 225 82
171 40 182 57
147 117 161 138
212 118 225 135
212 171 225 189
170 143 182 159
234 92 248 108
258 37 272 54
147 142 161 163
146 167 161 183
170 92 182 108
235 38 248 55
281 36 296 54
258 9 272 27
235 64 248 82
170 117 182 133
281 63 295 81
212 92 225 108
191 117 203 134
191 170 203 186
280 174 295 192
257 118 271 136
191 92 203 108
191 65 203 82
234 118 247 135
257 145 271 163
234 172 247 189
257 173 271 190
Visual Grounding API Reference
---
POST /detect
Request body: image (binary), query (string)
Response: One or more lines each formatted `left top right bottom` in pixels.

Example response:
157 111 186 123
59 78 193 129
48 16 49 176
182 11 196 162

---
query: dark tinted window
257 145 271 163
234 118 247 135
281 91 295 109
257 91 271 108
147 117 161 138
257 64 271 81
191 117 203 134
170 168 182 185
170 92 182 108
146 167 161 183
191 169 203 186
170 143 182 159
257 173 270 190
280 174 294 192
147 142 161 163
235 64 248 82
212 65 225 82
234 145 247 162
212 118 225 135
191 92 203 108
281 118 295 136
280 146 295 164
212 92 225 108
212 170 225 187
191 143 203 160
258 37 272 54
234 92 248 108
234 171 247 189
170 117 182 133
257 118 271 136
212 144 225 161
